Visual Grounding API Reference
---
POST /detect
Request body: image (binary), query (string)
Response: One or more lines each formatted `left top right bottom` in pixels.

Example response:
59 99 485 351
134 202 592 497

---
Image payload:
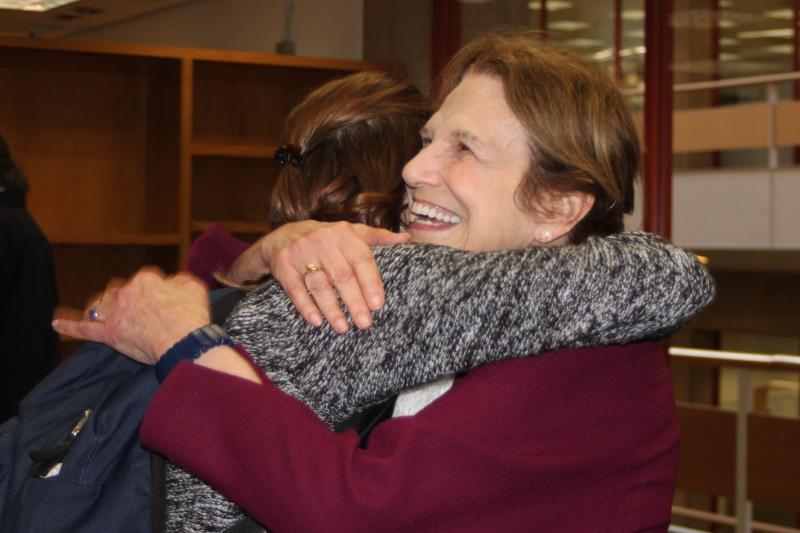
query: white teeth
410 201 461 224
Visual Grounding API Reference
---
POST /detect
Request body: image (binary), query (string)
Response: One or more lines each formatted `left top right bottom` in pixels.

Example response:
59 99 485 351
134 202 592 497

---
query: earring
535 231 553 244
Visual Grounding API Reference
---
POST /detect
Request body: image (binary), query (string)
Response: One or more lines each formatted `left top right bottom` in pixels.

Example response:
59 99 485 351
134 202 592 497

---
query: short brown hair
270 71 430 231
436 29 639 243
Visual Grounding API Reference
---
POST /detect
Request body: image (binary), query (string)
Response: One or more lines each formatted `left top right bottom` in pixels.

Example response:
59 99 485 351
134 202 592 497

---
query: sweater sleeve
142 342 679 532
185 225 249 288
226 231 714 427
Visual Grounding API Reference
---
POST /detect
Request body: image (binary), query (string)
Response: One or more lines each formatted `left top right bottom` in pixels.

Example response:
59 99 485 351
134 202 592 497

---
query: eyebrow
419 126 486 149
451 129 484 148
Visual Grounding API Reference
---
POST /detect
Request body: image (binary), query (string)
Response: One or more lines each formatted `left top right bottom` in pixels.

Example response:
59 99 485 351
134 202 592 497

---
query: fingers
52 317 107 344
303 269 349 333
352 224 411 246
268 221 406 332
274 263 323 328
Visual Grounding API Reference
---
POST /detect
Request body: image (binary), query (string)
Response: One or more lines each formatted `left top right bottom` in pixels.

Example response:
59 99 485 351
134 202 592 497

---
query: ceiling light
621 9 645 21
527 1 573 11
563 37 604 48
765 44 793 54
548 20 589 31
592 47 614 61
718 18 737 29
738 28 793 39
0 0 77 10
624 29 645 39
719 52 741 62
720 37 738 47
619 45 646 58
765 9 793 20
719 0 733 6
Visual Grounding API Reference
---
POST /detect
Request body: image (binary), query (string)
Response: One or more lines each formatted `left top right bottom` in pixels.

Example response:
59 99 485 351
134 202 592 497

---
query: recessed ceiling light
738 28 793 39
527 1 573 11
548 20 590 31
0 0 78 11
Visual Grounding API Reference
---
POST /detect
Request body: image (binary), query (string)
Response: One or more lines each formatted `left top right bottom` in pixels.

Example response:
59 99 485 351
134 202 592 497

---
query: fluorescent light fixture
563 37 604 48
718 18 737 29
765 44 793 54
527 1 573 11
0 0 77 10
624 29 645 39
619 45 646 58
621 9 644 21
592 47 614 61
548 20 589 31
738 28 793 39
765 8 793 20
719 37 739 47
719 52 741 62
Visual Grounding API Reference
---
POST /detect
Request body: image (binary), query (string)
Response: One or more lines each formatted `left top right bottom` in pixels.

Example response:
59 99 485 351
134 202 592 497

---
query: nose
402 144 440 190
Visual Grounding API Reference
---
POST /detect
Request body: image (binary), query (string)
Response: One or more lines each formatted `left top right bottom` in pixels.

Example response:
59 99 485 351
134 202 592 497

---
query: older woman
55 33 710 531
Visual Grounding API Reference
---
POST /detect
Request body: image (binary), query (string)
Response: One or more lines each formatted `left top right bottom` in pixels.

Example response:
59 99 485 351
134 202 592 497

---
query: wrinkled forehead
427 73 527 148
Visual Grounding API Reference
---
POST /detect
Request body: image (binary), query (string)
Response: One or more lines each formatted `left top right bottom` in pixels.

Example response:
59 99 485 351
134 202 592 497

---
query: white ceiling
0 0 194 38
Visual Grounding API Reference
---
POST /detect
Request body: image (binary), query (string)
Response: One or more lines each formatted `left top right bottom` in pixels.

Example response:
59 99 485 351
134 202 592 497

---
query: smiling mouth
407 201 462 226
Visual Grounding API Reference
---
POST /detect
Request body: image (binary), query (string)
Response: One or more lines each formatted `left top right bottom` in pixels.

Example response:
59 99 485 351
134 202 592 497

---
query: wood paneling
676 403 800 510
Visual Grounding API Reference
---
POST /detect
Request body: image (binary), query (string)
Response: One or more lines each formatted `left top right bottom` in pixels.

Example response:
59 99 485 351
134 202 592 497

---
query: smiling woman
404 73 552 251
50 30 713 532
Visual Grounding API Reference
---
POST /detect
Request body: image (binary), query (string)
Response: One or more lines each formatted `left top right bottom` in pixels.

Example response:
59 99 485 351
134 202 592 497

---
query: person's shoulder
0 206 47 242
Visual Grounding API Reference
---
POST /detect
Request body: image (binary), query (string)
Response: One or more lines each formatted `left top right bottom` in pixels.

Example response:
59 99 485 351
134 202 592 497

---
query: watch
155 324 235 383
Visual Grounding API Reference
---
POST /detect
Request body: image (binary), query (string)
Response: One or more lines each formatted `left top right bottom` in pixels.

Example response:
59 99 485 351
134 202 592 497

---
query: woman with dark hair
56 41 712 532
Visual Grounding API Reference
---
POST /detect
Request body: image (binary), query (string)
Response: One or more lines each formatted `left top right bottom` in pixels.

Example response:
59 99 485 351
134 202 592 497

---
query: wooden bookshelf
0 36 400 357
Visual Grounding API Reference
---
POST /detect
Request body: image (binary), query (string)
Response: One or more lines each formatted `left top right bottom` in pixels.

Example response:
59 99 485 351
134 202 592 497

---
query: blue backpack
0 287 392 533
0 288 244 533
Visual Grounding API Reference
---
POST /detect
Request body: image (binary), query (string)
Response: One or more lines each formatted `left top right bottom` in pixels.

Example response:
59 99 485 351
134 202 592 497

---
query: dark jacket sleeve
141 342 679 532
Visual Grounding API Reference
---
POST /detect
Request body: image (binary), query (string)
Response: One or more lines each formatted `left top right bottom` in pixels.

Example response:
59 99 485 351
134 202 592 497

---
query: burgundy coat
140 339 678 532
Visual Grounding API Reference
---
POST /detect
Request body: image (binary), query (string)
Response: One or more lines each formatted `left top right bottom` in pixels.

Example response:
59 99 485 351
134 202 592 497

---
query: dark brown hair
270 71 430 231
436 29 640 243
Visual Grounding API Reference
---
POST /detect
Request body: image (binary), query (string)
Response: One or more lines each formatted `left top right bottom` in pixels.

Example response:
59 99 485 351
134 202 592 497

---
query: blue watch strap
155 324 235 383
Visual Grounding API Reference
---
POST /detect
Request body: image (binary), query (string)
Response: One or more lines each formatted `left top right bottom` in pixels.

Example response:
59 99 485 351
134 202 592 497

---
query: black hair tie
274 144 302 167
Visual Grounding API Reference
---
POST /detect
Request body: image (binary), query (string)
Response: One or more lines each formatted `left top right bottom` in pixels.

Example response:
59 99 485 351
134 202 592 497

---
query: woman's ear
533 192 595 244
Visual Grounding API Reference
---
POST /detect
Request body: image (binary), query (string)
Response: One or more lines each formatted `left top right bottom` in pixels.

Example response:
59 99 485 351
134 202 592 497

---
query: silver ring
88 306 101 322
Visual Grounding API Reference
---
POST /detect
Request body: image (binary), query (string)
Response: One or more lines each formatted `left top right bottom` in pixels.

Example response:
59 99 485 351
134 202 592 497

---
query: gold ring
305 263 322 274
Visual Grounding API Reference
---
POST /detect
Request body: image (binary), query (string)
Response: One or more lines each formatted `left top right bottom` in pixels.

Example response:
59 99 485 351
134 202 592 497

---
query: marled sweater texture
165 232 715 533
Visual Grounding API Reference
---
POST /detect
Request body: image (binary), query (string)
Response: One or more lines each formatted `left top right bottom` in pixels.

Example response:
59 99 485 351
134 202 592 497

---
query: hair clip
274 144 302 167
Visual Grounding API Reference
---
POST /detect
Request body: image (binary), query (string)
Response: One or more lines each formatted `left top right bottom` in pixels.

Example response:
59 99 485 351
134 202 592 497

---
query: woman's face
401 73 541 252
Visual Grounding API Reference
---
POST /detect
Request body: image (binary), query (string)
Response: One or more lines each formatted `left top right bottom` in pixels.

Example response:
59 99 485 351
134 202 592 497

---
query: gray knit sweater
164 232 714 533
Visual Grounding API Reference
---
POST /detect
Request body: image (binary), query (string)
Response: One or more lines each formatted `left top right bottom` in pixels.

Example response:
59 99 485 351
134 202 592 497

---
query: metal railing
623 71 800 169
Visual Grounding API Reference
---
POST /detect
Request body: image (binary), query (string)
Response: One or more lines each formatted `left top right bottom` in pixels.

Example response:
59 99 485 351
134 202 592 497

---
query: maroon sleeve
184 225 250 288
140 342 679 532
